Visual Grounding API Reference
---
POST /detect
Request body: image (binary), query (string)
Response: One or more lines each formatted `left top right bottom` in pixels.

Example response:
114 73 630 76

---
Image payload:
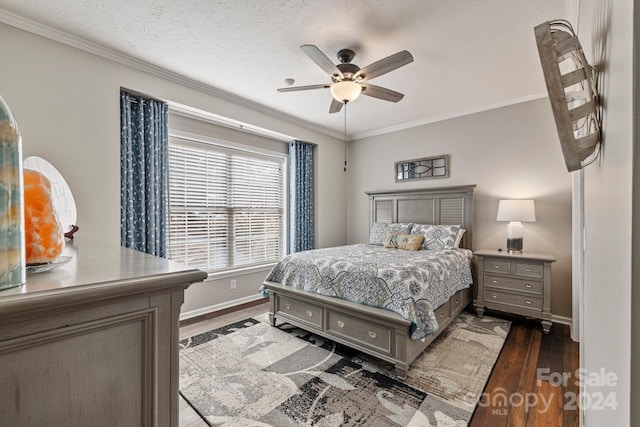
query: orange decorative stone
24 169 64 264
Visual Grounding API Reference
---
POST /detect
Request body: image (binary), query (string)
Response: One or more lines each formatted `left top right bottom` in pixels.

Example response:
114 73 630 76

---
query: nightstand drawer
485 274 543 295
484 258 511 274
513 261 543 278
484 289 542 310
475 249 555 334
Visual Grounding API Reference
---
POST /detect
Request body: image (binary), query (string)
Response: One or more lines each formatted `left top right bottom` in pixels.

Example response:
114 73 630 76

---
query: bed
261 185 475 378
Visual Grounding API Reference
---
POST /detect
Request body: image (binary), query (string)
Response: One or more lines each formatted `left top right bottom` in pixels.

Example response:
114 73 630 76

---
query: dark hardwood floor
470 315 580 427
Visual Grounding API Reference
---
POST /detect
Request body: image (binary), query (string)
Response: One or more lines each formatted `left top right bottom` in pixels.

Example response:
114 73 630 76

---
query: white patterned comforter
263 244 473 340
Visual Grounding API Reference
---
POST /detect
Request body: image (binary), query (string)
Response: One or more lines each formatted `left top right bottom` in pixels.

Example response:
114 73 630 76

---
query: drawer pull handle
306 310 313 317
454 298 459 304
492 280 499 284
337 321 345 328
494 265 501 269
525 284 533 288
492 294 498 299
525 268 532 272
440 312 444 318
285 304 291 310
368 331 377 339
525 300 532 305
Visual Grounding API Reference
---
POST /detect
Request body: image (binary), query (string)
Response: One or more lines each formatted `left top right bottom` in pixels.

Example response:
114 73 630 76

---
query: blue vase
0 96 25 290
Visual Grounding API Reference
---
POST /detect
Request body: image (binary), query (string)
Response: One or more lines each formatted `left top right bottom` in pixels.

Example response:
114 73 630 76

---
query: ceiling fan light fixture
279 45 413 113
330 81 362 103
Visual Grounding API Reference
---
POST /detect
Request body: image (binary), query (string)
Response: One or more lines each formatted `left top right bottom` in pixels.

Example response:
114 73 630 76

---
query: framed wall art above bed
261 185 476 378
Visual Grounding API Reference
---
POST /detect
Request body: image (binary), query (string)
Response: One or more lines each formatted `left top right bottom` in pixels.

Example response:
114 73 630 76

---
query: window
168 136 285 273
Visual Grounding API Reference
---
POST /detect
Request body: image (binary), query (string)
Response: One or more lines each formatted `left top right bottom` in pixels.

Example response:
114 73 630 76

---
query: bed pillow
368 222 413 245
389 222 413 234
454 228 466 248
368 222 389 245
383 233 424 251
411 224 462 250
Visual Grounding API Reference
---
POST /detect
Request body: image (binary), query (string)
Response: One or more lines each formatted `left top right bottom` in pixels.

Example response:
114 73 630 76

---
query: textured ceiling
0 0 568 139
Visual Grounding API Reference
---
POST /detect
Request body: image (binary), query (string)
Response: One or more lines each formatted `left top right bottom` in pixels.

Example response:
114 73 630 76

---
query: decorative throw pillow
398 234 425 251
411 224 461 250
368 222 412 245
383 232 400 248
383 233 424 251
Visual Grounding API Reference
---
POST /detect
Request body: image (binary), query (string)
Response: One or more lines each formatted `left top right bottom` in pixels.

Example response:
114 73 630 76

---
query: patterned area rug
179 311 510 426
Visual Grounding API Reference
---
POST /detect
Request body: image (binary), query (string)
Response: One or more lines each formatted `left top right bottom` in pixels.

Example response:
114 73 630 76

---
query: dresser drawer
326 311 392 354
513 260 543 278
484 289 542 311
484 274 543 295
484 258 511 274
276 295 323 328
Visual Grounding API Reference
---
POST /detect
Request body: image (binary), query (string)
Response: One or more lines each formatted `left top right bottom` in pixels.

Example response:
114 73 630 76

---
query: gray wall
347 98 573 318
0 22 347 316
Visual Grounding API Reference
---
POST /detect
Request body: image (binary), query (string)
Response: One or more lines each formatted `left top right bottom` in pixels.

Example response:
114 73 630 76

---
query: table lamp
496 199 536 252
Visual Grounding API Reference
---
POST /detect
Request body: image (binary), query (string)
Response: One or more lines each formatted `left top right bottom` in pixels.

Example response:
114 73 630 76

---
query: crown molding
0 9 343 140
0 9 554 143
350 92 549 141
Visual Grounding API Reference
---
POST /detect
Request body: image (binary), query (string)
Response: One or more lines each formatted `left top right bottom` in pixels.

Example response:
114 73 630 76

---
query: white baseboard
180 294 267 321
552 314 572 326
552 314 576 341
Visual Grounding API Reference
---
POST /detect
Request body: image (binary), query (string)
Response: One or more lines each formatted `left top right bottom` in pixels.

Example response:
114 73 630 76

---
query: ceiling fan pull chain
344 102 348 172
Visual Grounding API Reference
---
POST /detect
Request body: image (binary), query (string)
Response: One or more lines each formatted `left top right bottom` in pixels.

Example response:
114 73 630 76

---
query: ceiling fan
278 45 414 113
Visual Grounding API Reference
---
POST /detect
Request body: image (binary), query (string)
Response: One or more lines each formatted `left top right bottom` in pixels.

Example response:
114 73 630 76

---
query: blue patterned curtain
120 91 169 257
289 140 315 253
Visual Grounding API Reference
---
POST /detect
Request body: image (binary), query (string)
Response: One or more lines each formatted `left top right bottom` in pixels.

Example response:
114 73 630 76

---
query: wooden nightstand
474 249 556 333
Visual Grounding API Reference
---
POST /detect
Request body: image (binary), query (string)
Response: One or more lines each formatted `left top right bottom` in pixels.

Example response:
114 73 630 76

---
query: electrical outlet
230 279 237 290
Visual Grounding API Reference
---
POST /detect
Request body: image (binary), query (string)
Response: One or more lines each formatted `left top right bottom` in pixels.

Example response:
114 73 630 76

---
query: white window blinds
168 137 284 273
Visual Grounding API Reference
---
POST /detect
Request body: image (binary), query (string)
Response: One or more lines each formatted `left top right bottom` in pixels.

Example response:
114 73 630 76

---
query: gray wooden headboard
366 185 476 250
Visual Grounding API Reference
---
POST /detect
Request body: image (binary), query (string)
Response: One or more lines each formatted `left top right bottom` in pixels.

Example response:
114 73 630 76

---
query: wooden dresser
0 238 207 427
474 249 556 333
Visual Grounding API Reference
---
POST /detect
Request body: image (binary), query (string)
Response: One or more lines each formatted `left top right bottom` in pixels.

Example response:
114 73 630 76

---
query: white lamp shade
330 81 362 103
496 199 536 222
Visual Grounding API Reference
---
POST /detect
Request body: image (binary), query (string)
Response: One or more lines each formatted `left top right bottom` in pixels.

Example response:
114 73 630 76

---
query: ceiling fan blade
329 98 344 114
277 84 330 92
354 50 414 81
361 84 405 102
301 44 344 79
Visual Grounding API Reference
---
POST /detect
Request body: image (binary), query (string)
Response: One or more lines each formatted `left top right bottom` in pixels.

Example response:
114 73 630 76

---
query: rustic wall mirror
395 155 449 182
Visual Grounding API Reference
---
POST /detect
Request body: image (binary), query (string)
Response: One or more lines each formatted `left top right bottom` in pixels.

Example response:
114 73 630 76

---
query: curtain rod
168 102 294 143
121 88 163 105
122 90 296 143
